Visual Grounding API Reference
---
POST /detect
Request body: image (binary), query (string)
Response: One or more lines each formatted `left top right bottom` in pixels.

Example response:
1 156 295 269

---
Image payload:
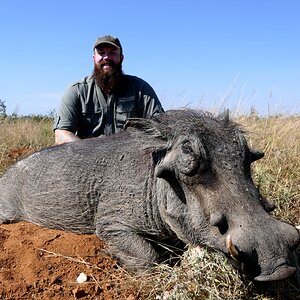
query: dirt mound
0 222 138 299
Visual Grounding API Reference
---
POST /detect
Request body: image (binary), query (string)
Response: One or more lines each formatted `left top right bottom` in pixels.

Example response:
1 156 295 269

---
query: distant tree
0 99 7 117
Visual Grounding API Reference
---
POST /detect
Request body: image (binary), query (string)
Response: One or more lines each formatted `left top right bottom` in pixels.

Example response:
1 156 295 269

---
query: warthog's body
0 109 299 281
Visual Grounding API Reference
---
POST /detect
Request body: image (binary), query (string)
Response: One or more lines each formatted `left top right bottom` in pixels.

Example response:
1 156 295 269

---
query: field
0 113 299 299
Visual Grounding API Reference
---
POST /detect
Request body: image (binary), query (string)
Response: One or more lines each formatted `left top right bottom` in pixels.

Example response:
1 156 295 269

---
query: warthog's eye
178 141 200 175
155 137 210 183
182 142 193 154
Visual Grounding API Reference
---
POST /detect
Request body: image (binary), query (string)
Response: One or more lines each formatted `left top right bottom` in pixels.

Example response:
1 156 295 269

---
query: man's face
93 45 123 74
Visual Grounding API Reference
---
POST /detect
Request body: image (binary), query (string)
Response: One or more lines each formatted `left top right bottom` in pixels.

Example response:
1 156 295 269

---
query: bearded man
54 35 164 144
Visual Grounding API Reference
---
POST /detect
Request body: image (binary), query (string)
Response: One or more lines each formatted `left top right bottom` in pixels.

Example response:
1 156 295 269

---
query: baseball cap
94 35 122 53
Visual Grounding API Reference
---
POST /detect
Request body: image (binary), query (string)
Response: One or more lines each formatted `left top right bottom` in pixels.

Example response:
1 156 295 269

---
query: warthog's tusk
296 225 300 230
226 234 239 261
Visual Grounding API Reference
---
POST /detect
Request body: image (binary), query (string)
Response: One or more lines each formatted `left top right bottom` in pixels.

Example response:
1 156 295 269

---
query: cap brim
94 41 120 49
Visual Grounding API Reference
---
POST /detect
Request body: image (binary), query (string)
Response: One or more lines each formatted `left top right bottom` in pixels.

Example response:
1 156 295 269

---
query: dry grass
238 115 300 224
0 113 299 299
141 245 300 299
0 116 53 175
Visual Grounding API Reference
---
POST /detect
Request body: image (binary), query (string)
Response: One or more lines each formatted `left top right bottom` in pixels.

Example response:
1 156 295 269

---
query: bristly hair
153 109 244 139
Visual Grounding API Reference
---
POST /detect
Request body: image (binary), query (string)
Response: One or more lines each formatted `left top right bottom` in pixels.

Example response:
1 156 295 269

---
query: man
54 35 164 144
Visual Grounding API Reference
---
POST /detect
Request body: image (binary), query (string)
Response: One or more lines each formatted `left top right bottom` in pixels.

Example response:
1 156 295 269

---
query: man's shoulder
70 75 94 88
123 74 150 87
63 75 94 98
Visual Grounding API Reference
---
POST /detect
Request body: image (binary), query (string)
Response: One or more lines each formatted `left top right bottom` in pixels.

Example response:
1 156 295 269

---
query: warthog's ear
250 150 264 162
124 118 168 139
218 108 230 125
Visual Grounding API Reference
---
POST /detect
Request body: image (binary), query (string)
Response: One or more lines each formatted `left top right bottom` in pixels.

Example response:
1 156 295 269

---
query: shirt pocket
115 97 137 129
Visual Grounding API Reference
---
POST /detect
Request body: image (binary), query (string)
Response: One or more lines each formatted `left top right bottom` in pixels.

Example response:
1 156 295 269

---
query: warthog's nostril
218 218 229 235
210 214 229 235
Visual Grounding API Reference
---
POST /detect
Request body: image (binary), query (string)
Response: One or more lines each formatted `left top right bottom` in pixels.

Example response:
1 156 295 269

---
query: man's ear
120 54 124 63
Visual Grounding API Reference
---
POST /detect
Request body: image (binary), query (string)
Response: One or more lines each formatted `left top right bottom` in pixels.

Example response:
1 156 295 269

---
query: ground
0 222 139 299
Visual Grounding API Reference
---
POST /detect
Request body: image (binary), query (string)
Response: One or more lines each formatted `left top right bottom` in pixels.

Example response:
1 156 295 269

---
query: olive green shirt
54 75 164 138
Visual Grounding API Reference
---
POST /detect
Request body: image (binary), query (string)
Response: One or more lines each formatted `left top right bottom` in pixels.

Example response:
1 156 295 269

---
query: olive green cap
94 35 122 53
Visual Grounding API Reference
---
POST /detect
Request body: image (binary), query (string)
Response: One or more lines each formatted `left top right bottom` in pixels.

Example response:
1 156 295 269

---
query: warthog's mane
124 109 247 156
153 108 244 141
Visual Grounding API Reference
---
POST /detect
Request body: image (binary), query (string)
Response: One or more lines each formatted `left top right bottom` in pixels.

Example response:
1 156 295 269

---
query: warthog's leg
0 187 22 224
95 226 160 271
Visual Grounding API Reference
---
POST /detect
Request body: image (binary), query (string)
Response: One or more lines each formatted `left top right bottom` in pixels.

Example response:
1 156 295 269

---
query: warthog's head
127 109 300 281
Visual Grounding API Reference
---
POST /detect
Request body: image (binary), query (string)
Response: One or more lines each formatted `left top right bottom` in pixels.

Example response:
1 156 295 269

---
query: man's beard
93 61 123 93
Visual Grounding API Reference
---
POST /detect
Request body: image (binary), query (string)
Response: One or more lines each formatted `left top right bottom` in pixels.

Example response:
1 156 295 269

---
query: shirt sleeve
138 80 164 118
53 85 81 133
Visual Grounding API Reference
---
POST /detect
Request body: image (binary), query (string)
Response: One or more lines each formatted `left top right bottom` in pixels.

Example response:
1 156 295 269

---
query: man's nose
102 52 112 60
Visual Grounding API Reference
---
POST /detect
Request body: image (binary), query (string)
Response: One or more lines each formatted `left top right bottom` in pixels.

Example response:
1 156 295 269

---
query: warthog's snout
255 264 296 282
224 225 300 281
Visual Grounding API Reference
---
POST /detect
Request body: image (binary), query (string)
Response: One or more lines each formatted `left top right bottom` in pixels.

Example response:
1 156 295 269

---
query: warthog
0 109 299 281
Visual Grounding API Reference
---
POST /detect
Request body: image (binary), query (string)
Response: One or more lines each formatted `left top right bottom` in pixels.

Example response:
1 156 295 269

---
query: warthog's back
0 132 156 233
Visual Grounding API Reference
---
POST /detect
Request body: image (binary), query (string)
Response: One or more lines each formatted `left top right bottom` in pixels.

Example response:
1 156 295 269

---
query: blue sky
0 0 299 116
